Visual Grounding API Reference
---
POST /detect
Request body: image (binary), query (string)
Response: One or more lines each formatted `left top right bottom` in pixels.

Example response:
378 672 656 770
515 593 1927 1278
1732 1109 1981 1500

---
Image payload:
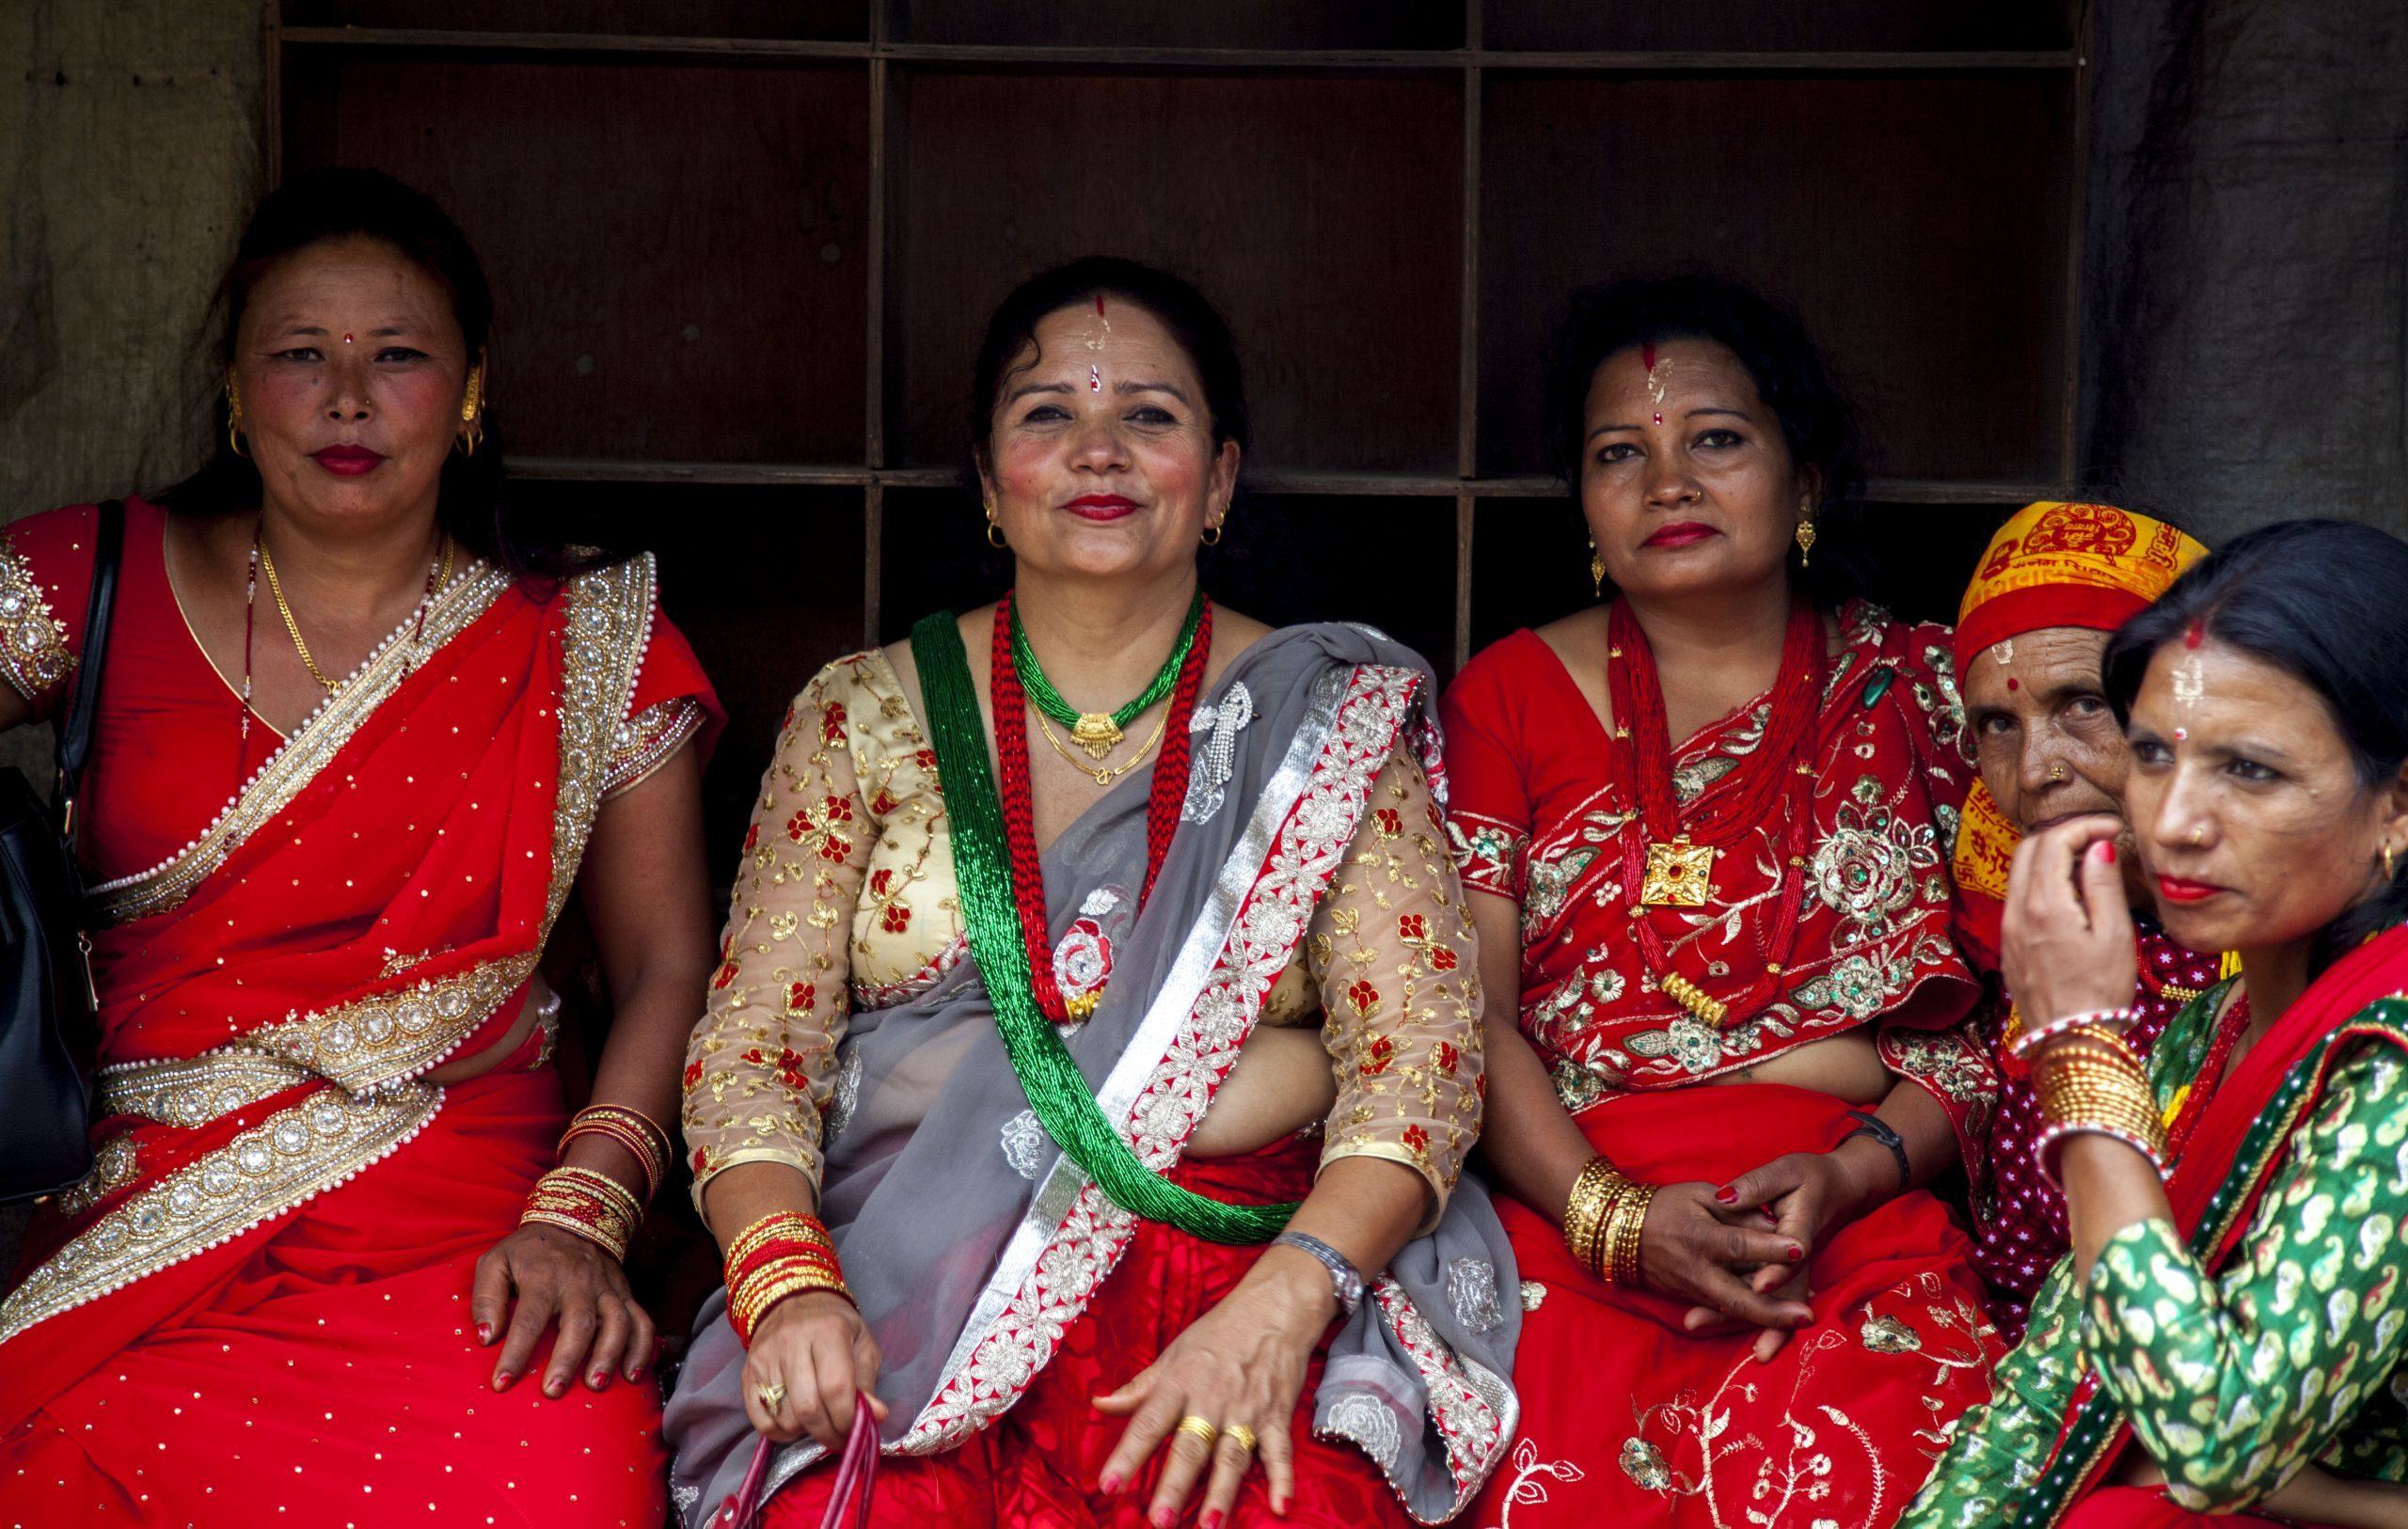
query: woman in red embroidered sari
0 171 721 1526
1446 276 2002 1528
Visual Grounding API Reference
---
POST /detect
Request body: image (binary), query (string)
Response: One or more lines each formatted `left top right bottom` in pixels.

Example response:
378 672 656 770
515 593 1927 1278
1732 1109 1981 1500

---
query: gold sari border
89 560 517 926
0 1083 441 1347
100 1048 314 1126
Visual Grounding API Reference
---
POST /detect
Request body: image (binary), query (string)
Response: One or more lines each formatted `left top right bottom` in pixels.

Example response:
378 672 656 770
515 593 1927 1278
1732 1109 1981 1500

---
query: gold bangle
725 1211 835 1268
1563 1158 1625 1276
520 1207 632 1262
540 1164 644 1222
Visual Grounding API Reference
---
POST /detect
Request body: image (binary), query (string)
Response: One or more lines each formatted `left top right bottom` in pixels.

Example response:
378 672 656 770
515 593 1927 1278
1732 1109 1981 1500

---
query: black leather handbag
0 498 124 1205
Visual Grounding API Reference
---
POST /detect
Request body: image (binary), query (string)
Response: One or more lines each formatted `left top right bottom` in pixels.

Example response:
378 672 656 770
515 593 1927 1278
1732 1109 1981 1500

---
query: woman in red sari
1446 276 2002 1527
0 170 721 1526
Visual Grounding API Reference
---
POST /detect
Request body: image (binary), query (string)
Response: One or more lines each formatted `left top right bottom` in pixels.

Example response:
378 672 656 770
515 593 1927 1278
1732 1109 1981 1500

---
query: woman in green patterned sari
1902 519 2408 1528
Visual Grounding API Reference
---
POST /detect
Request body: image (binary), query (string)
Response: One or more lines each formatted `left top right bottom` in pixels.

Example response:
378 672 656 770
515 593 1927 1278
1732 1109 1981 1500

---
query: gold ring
1174 1415 1220 1449
756 1380 787 1413
1224 1424 1259 1455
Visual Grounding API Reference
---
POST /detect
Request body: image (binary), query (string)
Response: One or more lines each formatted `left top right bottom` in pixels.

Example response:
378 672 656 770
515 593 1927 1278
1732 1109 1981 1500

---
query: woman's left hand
1684 1148 1877 1360
470 1223 657 1397
1091 1254 1331 1525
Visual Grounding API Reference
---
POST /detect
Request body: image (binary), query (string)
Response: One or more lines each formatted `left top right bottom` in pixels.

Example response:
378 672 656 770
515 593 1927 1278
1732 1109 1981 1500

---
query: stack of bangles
2024 1010 2170 1183
1562 1156 1655 1287
725 1210 855 1347
517 1104 673 1263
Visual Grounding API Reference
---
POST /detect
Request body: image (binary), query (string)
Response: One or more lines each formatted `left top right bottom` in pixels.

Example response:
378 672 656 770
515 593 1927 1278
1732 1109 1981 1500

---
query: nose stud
2047 764 2067 783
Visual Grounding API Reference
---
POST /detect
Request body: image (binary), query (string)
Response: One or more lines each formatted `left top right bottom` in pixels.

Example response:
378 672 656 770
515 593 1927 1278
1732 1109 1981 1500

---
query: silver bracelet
1270 1230 1364 1317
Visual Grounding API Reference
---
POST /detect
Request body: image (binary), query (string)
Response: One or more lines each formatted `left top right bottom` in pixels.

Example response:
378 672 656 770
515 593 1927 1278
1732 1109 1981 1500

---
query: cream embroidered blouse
681 649 1482 1222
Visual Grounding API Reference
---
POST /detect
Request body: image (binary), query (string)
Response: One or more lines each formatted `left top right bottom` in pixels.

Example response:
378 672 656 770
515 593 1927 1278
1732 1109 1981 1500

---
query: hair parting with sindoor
2101 517 2408 971
157 166 624 581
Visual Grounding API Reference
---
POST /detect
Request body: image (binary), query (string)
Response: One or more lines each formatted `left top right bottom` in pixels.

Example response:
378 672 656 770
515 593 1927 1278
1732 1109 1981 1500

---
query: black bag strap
55 498 125 832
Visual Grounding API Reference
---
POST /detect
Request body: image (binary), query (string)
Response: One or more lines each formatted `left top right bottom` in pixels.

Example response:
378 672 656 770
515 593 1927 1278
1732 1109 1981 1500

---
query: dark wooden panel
892 1 1458 49
1483 0 2070 53
892 71 1463 474
511 481 866 880
284 57 868 465
1479 73 2072 484
283 0 867 39
1465 497 2018 660
877 488 1460 679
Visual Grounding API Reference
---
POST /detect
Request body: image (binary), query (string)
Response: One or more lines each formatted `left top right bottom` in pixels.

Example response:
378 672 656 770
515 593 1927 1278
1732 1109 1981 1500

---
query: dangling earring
2384 842 2399 883
984 502 1007 550
1588 538 1607 596
456 366 485 456
226 374 249 459
1200 507 1224 547
1794 501 1817 568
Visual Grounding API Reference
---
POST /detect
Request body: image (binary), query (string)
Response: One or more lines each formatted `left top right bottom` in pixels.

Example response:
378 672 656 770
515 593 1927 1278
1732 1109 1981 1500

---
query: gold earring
1589 539 1607 596
2384 842 2399 882
1200 517 1224 547
1795 506 1817 568
984 503 1007 550
457 367 485 456
225 374 249 459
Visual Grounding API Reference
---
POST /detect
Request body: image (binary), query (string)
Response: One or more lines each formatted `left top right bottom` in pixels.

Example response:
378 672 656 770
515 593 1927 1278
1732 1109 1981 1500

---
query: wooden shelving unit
273 0 2090 859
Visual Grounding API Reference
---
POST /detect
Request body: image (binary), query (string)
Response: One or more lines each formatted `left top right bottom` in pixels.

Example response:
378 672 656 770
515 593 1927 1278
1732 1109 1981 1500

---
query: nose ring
2047 764 2067 783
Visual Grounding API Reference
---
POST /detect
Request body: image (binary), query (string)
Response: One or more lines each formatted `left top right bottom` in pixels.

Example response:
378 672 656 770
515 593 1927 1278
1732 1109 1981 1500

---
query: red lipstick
1063 494 1138 522
1642 521 1719 549
311 445 385 476
2155 874 2226 905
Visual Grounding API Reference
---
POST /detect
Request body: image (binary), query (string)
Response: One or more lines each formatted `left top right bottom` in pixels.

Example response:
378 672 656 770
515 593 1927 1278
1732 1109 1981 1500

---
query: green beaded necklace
1010 588 1204 760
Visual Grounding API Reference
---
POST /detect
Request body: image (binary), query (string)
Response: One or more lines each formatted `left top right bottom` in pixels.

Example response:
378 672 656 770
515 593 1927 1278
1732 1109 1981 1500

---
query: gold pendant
1069 713 1123 760
1640 835 1716 907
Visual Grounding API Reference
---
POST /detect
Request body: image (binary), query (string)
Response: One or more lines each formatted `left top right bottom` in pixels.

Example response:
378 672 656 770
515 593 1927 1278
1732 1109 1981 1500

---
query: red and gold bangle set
725 1209 854 1346
517 1104 674 1263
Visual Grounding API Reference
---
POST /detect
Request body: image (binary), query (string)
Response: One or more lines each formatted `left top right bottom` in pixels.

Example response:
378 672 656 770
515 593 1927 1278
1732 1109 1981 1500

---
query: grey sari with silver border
667 624 1519 1525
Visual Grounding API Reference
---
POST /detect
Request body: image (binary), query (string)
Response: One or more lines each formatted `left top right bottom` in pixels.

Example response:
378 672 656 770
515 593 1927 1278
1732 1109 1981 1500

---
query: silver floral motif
1181 682 1254 823
999 1109 1052 1181
1810 799 1941 941
1326 1392 1404 1471
1620 1436 1673 1490
1519 1279 1548 1313
1624 1017 1729 1074
1447 1256 1505 1335
822 1042 863 1145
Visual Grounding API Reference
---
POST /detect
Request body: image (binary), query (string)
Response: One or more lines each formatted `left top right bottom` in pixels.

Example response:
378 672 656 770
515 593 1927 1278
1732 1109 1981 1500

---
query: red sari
1442 604 2003 1529
0 500 719 1526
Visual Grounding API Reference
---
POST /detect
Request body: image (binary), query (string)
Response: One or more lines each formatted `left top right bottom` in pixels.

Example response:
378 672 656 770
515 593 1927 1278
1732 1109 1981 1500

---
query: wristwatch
1271 1231 1364 1317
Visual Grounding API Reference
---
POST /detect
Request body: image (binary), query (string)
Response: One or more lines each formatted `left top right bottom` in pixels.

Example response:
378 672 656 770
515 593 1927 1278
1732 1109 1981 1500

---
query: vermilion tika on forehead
1640 340 1665 424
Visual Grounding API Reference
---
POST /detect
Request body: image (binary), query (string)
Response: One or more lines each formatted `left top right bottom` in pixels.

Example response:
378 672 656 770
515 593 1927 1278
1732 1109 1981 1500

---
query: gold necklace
257 529 454 695
1035 701 1170 787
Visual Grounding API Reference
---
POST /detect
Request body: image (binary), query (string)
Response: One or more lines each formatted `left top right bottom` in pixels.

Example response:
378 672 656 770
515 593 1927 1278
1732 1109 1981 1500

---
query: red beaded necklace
989 593 1211 1024
1604 597 1826 1029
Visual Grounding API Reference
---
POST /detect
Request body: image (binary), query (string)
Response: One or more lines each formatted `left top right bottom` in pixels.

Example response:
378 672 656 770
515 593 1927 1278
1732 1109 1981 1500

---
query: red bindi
2005 677 2020 691
1095 295 1106 317
1641 341 1657 373
2184 621 2204 650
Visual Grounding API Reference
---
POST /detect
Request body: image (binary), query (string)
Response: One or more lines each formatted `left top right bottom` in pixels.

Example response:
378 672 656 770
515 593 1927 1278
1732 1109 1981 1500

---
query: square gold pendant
1640 837 1716 907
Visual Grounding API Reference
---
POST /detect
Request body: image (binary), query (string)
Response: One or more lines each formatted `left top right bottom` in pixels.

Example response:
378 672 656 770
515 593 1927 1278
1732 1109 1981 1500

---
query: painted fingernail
2102 842 2116 864
1098 1473 1123 1496
627 1366 644 1383
1203 1512 1226 1529
491 1371 512 1391
1151 1509 1177 1529
475 1323 493 1345
589 1369 609 1388
545 1379 566 1398
1787 1245 1804 1262
1714 1187 1737 1204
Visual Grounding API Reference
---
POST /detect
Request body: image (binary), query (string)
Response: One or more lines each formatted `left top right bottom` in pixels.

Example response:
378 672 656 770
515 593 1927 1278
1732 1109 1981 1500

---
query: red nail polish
492 1372 512 1391
1714 1187 1736 1204
475 1323 492 1344
1151 1510 1177 1529
2102 842 2116 864
1203 1513 1226 1529
1787 1245 1804 1262
1098 1473 1122 1496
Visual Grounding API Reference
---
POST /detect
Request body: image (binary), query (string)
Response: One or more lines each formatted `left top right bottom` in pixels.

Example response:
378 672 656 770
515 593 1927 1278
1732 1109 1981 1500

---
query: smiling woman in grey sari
665 259 1518 1529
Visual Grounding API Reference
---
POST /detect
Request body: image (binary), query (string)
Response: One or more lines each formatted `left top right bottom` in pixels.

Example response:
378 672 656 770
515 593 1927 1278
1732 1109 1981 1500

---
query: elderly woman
1903 519 2408 1528
1446 276 2003 1528
1948 501 2222 1340
664 259 1514 1529
0 170 720 1524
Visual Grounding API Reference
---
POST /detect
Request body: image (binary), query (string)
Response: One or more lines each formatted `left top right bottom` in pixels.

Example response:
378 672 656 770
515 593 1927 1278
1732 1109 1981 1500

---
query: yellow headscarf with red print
1951 501 2209 966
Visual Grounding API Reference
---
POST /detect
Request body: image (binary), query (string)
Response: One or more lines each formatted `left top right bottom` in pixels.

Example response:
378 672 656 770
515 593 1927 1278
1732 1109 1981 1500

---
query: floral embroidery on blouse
1900 1001 2408 1526
600 695 706 800
0 528 74 700
683 649 1485 1221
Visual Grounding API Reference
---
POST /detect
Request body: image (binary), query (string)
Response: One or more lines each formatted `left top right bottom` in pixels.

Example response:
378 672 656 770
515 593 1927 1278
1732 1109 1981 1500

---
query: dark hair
155 167 611 579
1541 274 1869 607
967 257 1249 472
2102 518 2408 964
